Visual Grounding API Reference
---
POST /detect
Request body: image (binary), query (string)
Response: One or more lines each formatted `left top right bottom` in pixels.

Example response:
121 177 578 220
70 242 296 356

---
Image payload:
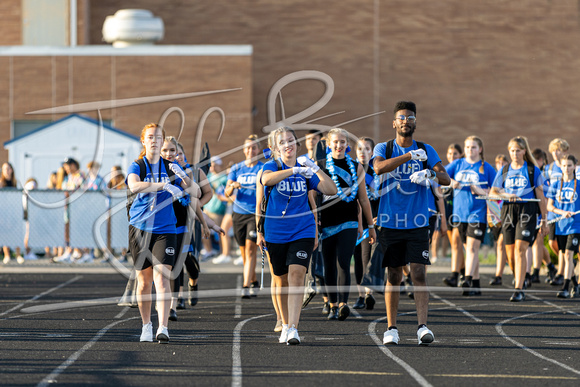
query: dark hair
63 157 79 170
448 143 463 156
532 148 548 165
393 101 416 115
307 129 322 138
358 136 375 150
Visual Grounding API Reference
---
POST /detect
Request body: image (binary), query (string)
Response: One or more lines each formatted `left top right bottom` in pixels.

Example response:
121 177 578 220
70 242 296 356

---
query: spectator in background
22 178 39 261
84 161 106 190
204 156 230 262
46 171 58 189
1 162 24 264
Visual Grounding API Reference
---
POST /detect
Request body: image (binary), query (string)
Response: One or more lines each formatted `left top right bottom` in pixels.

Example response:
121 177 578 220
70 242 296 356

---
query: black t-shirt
320 157 359 229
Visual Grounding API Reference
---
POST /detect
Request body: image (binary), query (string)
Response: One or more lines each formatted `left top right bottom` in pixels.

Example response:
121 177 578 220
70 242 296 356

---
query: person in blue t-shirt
547 154 580 299
545 138 571 286
260 126 336 345
490 136 548 302
225 135 264 298
446 136 496 296
373 101 450 346
127 123 206 344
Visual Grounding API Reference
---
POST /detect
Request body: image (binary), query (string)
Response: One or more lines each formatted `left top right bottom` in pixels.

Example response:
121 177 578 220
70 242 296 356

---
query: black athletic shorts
129 225 177 271
378 227 431 268
556 234 580 254
458 222 487 244
490 225 502 242
501 202 539 245
548 223 556 241
233 212 257 246
266 238 315 276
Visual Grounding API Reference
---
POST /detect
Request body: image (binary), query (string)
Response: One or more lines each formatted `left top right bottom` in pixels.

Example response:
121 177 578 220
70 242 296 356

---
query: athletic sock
388 326 397 331
452 272 459 280
547 263 556 271
532 268 540 276
418 324 427 330
460 268 465 277
563 279 571 292
572 276 578 287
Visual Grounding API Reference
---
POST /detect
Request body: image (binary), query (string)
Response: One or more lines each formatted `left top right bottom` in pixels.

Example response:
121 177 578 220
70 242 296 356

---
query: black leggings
322 228 358 304
354 236 372 285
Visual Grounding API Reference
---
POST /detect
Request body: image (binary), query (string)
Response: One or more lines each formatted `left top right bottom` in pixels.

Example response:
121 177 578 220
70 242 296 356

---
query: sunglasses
395 115 416 123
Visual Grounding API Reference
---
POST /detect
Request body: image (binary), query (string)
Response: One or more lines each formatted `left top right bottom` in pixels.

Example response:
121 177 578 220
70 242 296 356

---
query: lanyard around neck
143 157 162 183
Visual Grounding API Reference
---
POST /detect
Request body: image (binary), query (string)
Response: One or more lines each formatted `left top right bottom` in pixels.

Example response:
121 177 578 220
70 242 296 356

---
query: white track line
496 309 580 376
114 306 131 319
368 317 434 387
37 315 140 387
430 293 483 322
232 313 272 387
234 275 242 319
0 275 82 317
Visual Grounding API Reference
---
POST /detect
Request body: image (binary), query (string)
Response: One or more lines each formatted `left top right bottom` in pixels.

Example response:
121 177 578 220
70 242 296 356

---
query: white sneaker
383 328 400 345
75 253 94 264
156 325 169 344
233 256 244 266
53 252 72 263
287 325 301 345
241 287 251 299
71 250 82 260
16 255 25 264
201 249 218 262
140 322 153 342
278 324 289 343
212 254 232 264
24 252 38 260
417 326 434 346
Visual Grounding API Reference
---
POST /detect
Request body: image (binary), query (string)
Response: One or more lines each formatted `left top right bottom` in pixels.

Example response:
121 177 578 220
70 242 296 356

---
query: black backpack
126 158 176 221
384 139 440 212
257 159 282 234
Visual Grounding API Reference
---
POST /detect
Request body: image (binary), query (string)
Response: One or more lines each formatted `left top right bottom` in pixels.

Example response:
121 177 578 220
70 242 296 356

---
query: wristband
368 224 375 229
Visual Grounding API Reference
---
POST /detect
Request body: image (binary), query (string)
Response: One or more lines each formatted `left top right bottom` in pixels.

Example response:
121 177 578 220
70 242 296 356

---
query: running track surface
1 264 579 387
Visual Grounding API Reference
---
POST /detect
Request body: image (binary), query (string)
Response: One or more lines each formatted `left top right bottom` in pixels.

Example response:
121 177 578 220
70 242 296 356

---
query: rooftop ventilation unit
102 9 164 47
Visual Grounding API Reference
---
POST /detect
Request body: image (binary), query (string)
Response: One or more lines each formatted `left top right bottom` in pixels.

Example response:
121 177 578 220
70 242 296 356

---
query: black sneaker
188 284 198 306
337 305 350 321
551 275 564 286
250 281 260 297
462 278 473 297
364 293 376 310
353 297 365 309
322 301 330 315
547 265 557 283
557 289 570 298
489 276 502 286
572 285 580 298
176 298 186 310
169 309 178 321
530 273 540 284
443 276 458 287
328 306 339 320
510 291 525 302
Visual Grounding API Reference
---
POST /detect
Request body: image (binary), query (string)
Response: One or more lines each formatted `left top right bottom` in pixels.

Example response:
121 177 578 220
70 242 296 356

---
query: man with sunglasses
373 101 450 346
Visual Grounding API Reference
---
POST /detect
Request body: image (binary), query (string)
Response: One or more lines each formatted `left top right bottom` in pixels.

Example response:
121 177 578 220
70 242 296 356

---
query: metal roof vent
102 9 164 47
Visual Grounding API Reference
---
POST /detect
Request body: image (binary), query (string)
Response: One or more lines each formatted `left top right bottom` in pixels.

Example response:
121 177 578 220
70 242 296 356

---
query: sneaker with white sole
212 254 232 264
75 253 94 264
140 322 153 342
278 324 289 343
2 256 10 264
287 325 300 345
156 325 169 344
201 249 219 262
16 255 25 264
383 328 399 345
24 252 38 260
71 250 82 260
233 256 244 266
53 252 72 263
417 326 434 346
241 287 251 299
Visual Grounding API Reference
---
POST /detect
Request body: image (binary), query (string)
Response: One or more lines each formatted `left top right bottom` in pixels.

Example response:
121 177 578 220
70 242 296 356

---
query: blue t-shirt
262 159 320 243
544 162 562 220
373 140 442 229
127 157 182 234
492 162 544 200
228 161 263 214
548 179 580 235
446 159 496 223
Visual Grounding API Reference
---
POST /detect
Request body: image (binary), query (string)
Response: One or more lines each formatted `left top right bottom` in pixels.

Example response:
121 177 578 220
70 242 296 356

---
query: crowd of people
3 99 579 348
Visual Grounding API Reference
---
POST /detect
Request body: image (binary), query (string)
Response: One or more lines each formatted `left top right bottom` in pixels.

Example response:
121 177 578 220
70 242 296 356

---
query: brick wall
86 0 580 161
0 54 253 169
0 0 21 45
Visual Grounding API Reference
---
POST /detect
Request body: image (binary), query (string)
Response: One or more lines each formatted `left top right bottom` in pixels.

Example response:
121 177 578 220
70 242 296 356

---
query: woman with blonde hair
491 136 547 302
261 126 336 344
445 136 496 296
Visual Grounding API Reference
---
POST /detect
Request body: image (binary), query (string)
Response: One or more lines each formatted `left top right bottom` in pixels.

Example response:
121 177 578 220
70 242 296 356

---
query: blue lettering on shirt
227 161 264 214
